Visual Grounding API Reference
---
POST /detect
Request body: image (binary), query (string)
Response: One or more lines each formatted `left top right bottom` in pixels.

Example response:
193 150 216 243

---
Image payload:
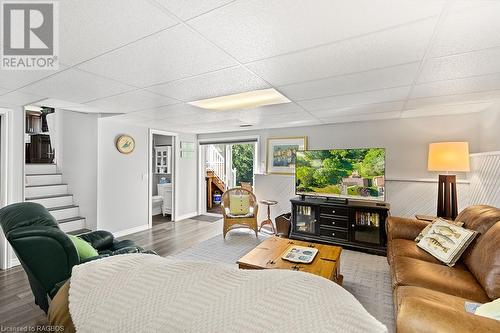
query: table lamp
428 142 470 219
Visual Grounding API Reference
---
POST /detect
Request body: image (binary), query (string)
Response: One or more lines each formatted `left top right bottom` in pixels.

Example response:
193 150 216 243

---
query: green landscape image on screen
296 148 385 200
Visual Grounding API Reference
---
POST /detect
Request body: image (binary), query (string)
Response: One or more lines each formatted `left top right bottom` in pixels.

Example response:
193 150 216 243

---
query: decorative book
281 245 318 264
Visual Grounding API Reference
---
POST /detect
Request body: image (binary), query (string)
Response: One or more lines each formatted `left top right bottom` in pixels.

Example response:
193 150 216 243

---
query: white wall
0 107 26 269
199 113 484 219
61 111 99 230
175 132 198 219
479 105 500 152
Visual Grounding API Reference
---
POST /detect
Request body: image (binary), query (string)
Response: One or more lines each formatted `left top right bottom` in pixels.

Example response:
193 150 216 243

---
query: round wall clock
116 135 135 154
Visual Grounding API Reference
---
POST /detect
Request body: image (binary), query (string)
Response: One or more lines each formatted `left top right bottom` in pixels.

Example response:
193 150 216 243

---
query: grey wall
97 118 150 233
199 113 483 180
199 112 487 219
97 118 199 233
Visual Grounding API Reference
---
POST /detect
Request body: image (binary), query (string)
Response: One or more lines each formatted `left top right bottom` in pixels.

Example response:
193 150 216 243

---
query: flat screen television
295 148 385 201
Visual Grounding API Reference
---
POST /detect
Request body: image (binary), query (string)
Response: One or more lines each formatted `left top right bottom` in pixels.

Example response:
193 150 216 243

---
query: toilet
153 183 172 216
152 195 163 216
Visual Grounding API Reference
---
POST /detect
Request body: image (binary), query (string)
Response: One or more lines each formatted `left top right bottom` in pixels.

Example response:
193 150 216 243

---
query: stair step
58 216 85 223
48 204 78 211
25 164 57 175
67 229 92 236
48 205 79 220
25 184 68 197
26 194 73 209
26 183 68 187
58 217 86 233
25 174 63 186
26 173 63 176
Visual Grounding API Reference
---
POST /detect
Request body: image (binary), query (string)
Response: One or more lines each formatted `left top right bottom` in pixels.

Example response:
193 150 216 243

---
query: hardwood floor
0 217 223 331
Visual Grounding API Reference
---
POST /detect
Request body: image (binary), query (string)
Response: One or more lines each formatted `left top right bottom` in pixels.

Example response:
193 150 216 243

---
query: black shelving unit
290 196 390 255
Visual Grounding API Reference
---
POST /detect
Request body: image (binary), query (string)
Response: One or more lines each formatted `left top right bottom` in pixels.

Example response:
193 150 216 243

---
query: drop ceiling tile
418 47 500 83
0 91 44 108
237 103 305 118
405 90 500 109
164 110 236 125
85 90 178 113
402 102 491 118
20 68 134 103
154 101 305 125
78 25 237 87
279 63 419 101
319 111 402 124
0 65 64 90
298 86 410 111
236 109 315 127
156 0 234 20
59 0 178 65
189 0 444 63
245 19 437 86
127 103 207 120
33 98 108 114
310 101 405 118
411 72 500 98
147 66 269 101
429 1 500 57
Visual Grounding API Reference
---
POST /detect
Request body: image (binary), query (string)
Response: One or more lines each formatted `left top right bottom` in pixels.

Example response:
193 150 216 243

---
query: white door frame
148 129 178 227
0 109 11 269
197 135 260 214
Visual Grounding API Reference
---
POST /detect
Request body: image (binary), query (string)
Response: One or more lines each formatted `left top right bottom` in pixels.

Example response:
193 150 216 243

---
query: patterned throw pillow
417 219 477 267
415 217 464 242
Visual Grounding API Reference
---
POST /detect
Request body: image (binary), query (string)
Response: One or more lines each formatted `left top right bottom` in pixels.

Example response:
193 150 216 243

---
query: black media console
290 196 390 255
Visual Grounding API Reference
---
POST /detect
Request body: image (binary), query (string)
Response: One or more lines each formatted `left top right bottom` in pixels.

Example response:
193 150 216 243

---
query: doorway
199 138 259 215
149 130 176 227
0 109 8 269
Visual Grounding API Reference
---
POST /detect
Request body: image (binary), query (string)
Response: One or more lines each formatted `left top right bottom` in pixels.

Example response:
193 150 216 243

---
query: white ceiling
1 0 500 133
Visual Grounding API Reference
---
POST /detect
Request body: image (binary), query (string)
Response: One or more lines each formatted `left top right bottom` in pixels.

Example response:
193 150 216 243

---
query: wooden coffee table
237 236 343 285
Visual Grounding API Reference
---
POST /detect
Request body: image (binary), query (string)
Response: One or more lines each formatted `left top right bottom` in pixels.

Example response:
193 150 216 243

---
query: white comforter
69 254 387 333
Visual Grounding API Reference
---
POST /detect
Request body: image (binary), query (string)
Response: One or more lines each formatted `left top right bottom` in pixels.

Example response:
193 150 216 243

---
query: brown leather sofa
386 205 500 333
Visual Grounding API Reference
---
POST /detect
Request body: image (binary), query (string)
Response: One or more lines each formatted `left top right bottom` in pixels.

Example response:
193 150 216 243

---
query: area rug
190 214 221 222
169 230 395 332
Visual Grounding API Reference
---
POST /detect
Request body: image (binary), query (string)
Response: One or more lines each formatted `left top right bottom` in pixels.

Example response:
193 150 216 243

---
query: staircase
204 145 239 210
206 169 226 192
25 164 90 235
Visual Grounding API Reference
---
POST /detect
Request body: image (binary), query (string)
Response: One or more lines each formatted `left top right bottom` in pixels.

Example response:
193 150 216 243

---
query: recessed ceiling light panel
188 88 291 111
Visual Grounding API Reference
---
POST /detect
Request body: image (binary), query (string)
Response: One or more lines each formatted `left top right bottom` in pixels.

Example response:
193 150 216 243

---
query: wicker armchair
221 188 259 239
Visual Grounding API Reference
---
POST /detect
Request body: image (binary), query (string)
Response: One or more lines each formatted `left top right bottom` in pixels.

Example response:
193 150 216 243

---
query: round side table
259 200 278 234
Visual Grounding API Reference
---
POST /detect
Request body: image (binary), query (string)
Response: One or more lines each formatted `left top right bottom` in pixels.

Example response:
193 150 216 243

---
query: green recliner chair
0 202 154 313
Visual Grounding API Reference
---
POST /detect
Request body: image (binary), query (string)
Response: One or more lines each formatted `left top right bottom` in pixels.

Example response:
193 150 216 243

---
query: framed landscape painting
266 137 308 174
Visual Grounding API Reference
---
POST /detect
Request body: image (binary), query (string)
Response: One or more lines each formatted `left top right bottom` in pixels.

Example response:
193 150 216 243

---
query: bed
48 254 386 333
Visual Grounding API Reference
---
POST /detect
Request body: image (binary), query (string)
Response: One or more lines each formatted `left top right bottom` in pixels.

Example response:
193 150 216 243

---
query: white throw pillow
417 219 477 267
415 217 464 242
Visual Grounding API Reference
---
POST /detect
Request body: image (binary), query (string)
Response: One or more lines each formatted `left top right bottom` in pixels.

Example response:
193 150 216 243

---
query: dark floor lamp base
437 174 458 220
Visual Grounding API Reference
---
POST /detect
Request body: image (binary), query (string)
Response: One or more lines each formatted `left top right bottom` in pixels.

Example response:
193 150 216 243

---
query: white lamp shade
428 142 470 172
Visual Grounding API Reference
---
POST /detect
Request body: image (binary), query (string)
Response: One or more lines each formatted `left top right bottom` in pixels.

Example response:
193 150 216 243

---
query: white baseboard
175 211 198 222
113 224 150 238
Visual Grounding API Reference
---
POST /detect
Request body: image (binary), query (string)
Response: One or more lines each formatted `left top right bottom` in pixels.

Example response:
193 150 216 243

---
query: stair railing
206 145 226 186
